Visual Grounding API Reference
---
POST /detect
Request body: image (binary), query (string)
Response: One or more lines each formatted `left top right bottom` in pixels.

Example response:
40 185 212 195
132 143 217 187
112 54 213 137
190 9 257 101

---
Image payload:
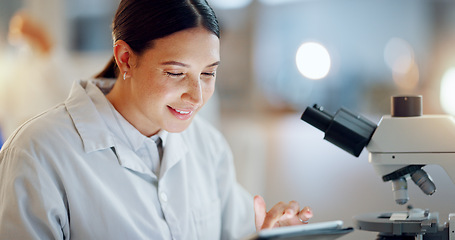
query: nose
182 76 204 107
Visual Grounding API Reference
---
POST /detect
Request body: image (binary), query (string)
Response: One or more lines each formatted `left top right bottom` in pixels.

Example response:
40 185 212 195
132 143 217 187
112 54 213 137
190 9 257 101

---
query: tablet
244 220 354 240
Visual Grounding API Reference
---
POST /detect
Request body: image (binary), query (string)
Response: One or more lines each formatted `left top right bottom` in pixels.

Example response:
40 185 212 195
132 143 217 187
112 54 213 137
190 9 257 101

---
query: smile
175 109 191 115
168 106 194 120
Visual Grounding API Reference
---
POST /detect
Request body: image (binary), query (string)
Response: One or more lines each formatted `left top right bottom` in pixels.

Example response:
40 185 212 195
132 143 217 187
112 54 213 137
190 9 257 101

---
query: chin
164 121 193 133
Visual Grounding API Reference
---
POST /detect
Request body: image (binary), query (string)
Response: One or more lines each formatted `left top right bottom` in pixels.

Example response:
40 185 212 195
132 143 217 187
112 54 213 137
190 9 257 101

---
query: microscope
301 96 455 240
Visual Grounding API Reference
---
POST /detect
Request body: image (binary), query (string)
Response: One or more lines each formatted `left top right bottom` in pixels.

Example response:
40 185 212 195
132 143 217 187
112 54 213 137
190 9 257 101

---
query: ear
113 40 136 78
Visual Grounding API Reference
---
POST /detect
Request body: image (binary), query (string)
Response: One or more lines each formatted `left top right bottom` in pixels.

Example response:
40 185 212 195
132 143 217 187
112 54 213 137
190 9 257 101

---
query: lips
168 106 194 120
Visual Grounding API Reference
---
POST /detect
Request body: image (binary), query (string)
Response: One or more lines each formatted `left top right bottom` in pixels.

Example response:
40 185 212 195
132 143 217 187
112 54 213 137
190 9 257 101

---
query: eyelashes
202 72 216 77
164 72 216 78
165 72 184 77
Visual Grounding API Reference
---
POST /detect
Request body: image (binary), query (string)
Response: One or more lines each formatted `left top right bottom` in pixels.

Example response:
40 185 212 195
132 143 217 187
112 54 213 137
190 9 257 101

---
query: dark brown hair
95 0 220 79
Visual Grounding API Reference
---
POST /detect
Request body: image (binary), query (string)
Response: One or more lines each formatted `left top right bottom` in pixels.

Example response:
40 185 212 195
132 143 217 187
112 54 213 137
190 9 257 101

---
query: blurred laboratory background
1 0 455 239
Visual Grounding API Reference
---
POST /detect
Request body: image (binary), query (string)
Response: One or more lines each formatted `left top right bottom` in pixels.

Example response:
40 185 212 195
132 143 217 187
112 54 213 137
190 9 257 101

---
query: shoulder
0 103 78 183
2 103 77 154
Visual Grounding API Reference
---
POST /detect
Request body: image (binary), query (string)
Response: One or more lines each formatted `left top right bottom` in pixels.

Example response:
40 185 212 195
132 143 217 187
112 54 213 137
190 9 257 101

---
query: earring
123 72 127 80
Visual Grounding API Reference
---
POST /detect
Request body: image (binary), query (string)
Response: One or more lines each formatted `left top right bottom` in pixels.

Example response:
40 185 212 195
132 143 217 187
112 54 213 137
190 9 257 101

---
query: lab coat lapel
112 139 155 178
65 81 114 153
66 80 156 178
159 133 188 179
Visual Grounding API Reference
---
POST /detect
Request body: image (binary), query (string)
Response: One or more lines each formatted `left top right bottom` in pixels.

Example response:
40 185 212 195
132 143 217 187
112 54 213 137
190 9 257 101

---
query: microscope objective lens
411 169 436 195
391 178 408 205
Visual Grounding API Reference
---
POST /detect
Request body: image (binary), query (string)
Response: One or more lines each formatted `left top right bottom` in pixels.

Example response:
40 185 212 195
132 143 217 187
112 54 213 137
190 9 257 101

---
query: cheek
135 75 169 98
202 82 216 101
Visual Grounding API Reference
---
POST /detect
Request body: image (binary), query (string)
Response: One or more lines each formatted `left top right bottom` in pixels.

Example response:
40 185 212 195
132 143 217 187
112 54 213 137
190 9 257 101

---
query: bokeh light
440 68 455 115
384 38 419 91
384 38 414 74
295 42 331 80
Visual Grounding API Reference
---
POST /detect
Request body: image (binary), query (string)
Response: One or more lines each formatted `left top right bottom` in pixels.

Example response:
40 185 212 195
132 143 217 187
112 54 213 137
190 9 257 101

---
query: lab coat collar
66 80 153 176
111 125 187 179
159 132 188 179
156 130 168 147
106 100 147 152
65 79 188 179
65 80 115 153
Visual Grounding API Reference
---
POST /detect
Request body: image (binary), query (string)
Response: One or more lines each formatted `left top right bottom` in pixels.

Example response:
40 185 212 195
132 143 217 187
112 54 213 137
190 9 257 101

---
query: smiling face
107 27 220 137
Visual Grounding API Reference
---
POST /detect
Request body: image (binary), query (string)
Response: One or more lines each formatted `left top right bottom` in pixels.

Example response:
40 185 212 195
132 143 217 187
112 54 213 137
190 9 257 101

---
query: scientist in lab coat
0 0 313 239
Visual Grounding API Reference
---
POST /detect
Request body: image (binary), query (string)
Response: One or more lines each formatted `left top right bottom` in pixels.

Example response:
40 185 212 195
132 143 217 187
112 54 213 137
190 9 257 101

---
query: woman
0 0 312 239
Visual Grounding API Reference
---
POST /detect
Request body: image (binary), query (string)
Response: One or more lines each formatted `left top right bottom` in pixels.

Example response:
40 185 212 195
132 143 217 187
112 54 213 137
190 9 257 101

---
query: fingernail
304 211 313 218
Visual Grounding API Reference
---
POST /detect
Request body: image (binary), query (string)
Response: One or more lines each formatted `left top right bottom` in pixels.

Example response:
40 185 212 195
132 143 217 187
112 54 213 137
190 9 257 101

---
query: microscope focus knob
391 95 422 117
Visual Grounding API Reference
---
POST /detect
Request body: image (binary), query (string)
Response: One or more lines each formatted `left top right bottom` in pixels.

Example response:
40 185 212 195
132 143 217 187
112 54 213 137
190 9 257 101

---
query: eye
165 72 184 77
202 72 216 77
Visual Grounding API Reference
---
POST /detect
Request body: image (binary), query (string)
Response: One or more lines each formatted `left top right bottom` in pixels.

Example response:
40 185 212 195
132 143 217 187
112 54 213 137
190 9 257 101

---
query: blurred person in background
0 11 72 141
0 0 313 239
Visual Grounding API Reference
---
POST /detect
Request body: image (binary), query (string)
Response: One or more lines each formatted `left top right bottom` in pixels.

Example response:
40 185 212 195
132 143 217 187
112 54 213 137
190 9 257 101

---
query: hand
253 195 313 231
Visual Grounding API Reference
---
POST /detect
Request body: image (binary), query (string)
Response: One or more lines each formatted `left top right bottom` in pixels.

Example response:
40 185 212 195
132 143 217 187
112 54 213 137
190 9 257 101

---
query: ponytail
94 56 118 79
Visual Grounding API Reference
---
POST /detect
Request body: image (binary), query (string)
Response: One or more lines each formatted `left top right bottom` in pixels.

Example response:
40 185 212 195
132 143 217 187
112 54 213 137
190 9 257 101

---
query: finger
277 201 300 226
262 201 286 229
298 206 313 223
254 195 266 231
282 200 300 219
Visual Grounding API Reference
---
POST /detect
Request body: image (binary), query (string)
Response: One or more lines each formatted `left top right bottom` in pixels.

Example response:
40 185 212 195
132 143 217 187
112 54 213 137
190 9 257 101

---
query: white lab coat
0 80 255 240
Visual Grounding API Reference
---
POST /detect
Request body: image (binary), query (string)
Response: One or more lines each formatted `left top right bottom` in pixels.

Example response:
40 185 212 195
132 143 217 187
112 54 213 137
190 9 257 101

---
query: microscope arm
367 115 455 184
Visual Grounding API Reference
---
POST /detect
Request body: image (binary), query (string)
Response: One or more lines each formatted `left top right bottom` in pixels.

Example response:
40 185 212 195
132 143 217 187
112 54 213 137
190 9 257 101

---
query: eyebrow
160 61 220 68
207 61 220 67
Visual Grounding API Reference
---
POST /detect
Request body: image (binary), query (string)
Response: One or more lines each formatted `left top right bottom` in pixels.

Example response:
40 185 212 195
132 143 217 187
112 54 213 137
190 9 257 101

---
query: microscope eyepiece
301 104 377 157
300 104 332 132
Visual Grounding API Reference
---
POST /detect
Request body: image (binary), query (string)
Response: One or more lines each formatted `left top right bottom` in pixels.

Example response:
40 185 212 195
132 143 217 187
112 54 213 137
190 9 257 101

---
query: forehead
141 27 220 66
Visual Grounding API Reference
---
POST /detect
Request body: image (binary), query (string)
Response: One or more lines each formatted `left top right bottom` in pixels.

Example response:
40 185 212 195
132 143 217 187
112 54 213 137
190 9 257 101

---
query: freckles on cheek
144 81 168 96
135 81 154 95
